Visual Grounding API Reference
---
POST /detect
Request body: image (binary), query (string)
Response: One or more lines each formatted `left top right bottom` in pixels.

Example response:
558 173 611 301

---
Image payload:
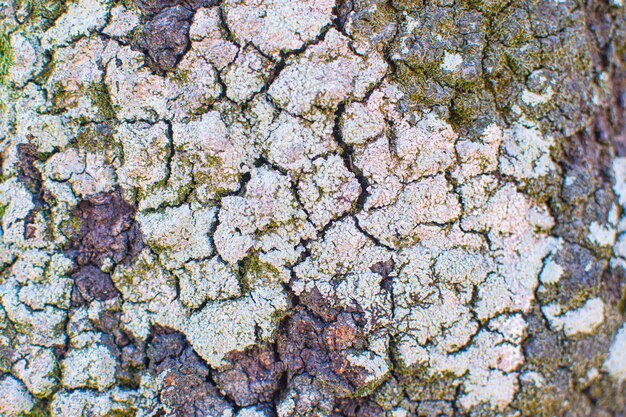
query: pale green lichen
0 32 12 85
1 0 624 414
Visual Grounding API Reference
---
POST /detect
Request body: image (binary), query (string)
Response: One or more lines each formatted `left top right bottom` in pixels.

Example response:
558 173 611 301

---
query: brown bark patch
65 191 143 304
213 345 284 407
136 5 194 72
148 326 232 416
133 0 216 16
66 191 142 268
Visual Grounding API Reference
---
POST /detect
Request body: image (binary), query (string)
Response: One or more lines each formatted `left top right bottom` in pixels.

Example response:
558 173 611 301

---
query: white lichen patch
213 167 315 266
521 86 555 106
68 152 118 198
297 154 361 228
12 346 58 398
116 122 171 192
172 110 252 203
49 388 140 417
269 29 387 116
105 41 222 122
543 298 605 336
176 257 242 309
358 175 462 248
293 218 392 329
47 37 109 122
224 44 274 103
263 111 337 174
169 41 223 119
0 376 34 416
341 90 388 146
349 100 459 212
102 5 140 39
2 0 618 414
588 221 617 247
105 46 171 122
1 277 68 347
166 284 290 367
604 324 626 381
391 110 457 179
137 204 217 269
8 32 39 87
41 0 110 49
61 344 118 391
400 317 526 410
441 51 463 72
540 259 564 284
346 341 391 386
453 123 502 181
238 408 268 417
189 8 239 69
499 119 556 180
224 0 335 57
613 157 626 207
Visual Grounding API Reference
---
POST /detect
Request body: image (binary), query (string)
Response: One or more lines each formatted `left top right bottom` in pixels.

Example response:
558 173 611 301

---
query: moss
402 60 440 80
502 52 522 75
60 213 83 245
170 69 191 86
49 81 75 113
0 31 12 86
448 100 473 129
618 289 626 315
106 410 137 417
49 362 62 384
109 0 135 7
0 355 11 373
390 0 425 12
87 82 116 120
456 0 484 10
398 368 461 402
19 404 50 417
352 376 388 398
13 0 69 30
129 26 145 49
72 122 118 153
451 78 479 94
241 253 280 291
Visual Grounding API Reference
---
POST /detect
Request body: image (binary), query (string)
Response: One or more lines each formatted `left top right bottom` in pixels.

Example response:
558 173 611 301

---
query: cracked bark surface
0 0 626 416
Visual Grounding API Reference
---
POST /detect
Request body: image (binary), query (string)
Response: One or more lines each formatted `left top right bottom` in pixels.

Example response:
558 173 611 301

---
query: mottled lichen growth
0 31 12 85
0 0 625 415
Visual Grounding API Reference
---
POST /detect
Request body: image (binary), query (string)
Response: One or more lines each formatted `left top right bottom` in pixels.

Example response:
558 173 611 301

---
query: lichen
0 31 12 85
1 0 625 414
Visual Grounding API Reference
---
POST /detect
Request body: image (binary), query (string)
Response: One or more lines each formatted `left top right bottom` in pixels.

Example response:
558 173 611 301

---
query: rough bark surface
0 0 625 416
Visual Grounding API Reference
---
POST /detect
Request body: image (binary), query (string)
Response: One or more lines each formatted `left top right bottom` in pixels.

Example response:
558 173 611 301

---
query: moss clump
129 26 145 49
448 100 473 129
72 122 118 154
0 355 12 373
618 289 626 315
170 69 191 86
49 81 74 113
241 253 280 291
107 410 137 417
0 32 12 85
87 82 116 120
19 404 50 417
13 0 68 30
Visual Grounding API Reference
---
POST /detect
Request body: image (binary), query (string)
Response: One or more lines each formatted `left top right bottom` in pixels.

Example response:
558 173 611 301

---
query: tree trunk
0 0 625 415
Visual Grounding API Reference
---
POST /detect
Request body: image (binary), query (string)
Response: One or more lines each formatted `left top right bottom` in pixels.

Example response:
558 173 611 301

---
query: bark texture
0 0 625 415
